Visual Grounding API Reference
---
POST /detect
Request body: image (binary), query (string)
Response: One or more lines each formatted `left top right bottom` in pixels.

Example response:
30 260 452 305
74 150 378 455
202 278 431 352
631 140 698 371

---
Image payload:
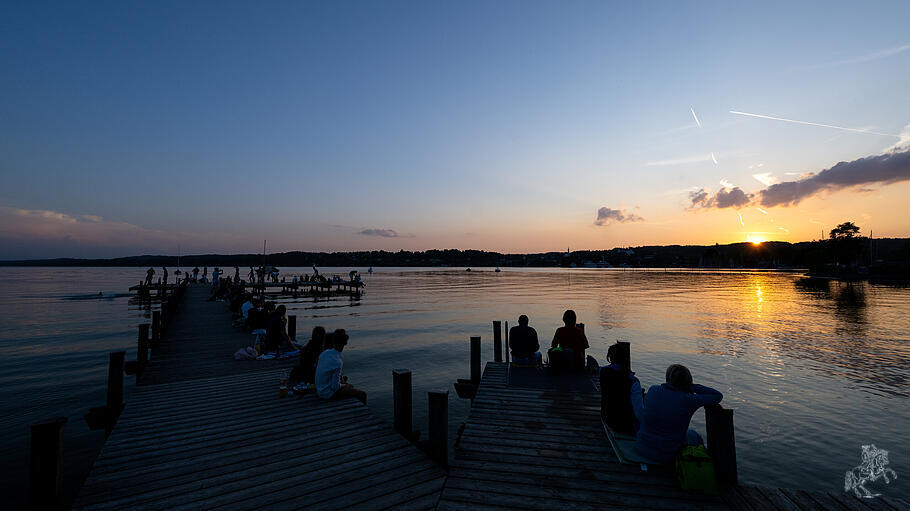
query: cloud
689 187 753 210
752 172 779 187
757 147 910 207
594 207 644 226
357 228 413 238
645 154 715 166
0 206 181 259
811 42 910 68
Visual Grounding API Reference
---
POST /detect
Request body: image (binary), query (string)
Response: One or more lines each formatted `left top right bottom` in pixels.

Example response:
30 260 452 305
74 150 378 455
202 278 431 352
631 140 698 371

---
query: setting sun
747 235 766 245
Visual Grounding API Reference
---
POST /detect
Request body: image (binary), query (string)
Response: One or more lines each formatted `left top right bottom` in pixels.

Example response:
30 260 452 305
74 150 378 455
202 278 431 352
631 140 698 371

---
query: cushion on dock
602 419 660 466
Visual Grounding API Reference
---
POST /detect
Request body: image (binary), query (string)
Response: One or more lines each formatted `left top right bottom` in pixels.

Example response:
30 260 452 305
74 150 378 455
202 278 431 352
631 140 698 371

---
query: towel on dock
602 419 660 466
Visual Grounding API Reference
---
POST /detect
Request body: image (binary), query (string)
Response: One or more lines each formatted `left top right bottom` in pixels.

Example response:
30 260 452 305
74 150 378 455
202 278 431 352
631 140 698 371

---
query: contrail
711 152 718 165
729 111 900 137
690 108 701 128
738 212 745 227
756 207 769 215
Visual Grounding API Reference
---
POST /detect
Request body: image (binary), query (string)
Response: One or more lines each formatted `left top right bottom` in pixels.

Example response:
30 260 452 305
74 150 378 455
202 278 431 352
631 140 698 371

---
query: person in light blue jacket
635 364 723 464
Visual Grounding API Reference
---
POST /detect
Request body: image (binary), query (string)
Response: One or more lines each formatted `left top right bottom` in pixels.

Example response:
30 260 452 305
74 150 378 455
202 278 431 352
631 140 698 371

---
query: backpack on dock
675 445 717 495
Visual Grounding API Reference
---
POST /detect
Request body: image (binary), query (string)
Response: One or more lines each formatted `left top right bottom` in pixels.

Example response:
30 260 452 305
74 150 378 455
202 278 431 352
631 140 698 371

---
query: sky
2 1 910 259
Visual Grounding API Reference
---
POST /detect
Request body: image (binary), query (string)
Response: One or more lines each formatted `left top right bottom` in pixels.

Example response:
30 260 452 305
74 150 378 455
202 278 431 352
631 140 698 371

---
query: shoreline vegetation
1 238 908 280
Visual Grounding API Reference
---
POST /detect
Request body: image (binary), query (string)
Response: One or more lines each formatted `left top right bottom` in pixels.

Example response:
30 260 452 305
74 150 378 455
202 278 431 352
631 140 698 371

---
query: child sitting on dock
509 315 541 366
600 343 643 435
289 326 326 387
635 364 723 464
315 329 367 404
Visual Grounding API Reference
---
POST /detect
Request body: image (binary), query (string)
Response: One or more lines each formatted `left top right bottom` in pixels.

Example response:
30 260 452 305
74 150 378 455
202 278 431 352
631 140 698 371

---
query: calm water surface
1 267 908 507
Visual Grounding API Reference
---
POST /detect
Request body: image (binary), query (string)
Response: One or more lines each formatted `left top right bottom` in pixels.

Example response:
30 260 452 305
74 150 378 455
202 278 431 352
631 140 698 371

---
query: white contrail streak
738 212 745 227
711 152 718 165
730 111 899 137
756 207 769 215
690 108 701 128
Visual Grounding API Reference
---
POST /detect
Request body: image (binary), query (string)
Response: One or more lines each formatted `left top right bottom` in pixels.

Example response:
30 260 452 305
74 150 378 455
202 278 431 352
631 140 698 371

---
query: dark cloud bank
594 207 643 226
690 148 910 210
358 228 412 238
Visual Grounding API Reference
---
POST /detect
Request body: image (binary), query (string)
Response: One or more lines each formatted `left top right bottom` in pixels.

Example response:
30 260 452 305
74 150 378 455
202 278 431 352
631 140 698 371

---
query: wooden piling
29 417 66 511
705 404 737 486
288 314 296 341
427 389 449 469
504 321 509 364
393 369 413 439
470 336 481 384
616 340 631 372
492 321 502 363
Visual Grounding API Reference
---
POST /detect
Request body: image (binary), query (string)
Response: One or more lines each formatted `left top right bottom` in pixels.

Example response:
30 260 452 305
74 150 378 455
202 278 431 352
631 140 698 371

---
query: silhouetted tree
829 222 860 240
829 221 864 267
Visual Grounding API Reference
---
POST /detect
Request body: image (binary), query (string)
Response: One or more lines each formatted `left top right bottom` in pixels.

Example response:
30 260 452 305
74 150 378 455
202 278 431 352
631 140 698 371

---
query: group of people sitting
288 326 367 404
507 310 724 464
507 309 590 370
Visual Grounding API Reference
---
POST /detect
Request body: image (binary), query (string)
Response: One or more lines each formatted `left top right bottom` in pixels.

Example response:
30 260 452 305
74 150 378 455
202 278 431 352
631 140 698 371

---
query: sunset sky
2 1 910 259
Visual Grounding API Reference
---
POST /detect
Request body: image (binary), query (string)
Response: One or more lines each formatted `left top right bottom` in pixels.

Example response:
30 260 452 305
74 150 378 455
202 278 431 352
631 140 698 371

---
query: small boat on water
466 268 472 272
495 267 501 273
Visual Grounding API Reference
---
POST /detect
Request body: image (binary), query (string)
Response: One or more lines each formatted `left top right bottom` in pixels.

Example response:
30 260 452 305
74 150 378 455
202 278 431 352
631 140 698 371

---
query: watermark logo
844 444 897 498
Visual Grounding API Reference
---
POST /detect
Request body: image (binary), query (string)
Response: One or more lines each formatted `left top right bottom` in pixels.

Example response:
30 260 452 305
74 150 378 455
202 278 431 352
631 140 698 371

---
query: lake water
1 266 908 507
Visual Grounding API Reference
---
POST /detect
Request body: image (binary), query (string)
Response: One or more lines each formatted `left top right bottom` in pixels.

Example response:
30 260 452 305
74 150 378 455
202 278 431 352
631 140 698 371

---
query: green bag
675 445 718 495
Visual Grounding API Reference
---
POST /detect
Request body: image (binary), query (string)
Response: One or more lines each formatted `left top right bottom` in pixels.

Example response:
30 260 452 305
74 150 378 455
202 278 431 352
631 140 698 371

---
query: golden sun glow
747 234 765 245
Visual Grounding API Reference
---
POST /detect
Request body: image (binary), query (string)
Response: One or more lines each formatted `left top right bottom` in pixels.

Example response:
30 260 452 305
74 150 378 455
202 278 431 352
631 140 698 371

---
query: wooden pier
47 288 910 510
69 284 444 510
439 362 909 511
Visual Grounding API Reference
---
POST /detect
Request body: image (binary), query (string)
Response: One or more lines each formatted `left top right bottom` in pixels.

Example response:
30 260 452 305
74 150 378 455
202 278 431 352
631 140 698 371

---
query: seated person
509 314 541 365
264 305 293 353
551 309 589 371
635 364 723 464
315 329 367 404
600 343 643 435
289 326 326 386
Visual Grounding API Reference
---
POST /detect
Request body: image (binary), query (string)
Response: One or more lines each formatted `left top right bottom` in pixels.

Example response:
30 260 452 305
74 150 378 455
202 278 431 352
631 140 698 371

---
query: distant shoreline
1 238 908 272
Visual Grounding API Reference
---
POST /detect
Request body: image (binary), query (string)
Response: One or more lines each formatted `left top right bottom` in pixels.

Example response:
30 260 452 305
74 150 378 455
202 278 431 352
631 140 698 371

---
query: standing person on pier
551 309 588 371
192 266 199 282
635 364 723 464
162 267 168 285
248 266 255 283
234 266 240 283
315 329 367 404
145 267 155 286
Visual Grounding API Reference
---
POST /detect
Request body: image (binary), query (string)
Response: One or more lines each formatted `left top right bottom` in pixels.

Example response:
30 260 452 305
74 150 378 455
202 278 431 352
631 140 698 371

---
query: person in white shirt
315 329 367 404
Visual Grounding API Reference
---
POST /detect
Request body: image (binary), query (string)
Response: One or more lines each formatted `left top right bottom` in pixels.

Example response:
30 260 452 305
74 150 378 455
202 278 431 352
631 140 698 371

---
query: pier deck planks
73 283 443 510
138 284 297 385
438 363 908 511
72 370 444 510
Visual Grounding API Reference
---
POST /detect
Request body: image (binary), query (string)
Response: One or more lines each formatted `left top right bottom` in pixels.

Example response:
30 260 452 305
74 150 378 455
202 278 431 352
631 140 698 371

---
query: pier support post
29 417 66 511
428 390 449 469
288 315 296 341
470 336 481 384
616 341 631 372
106 351 125 435
152 310 161 343
504 321 509 364
705 404 737 486
393 369 415 440
492 321 502 363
